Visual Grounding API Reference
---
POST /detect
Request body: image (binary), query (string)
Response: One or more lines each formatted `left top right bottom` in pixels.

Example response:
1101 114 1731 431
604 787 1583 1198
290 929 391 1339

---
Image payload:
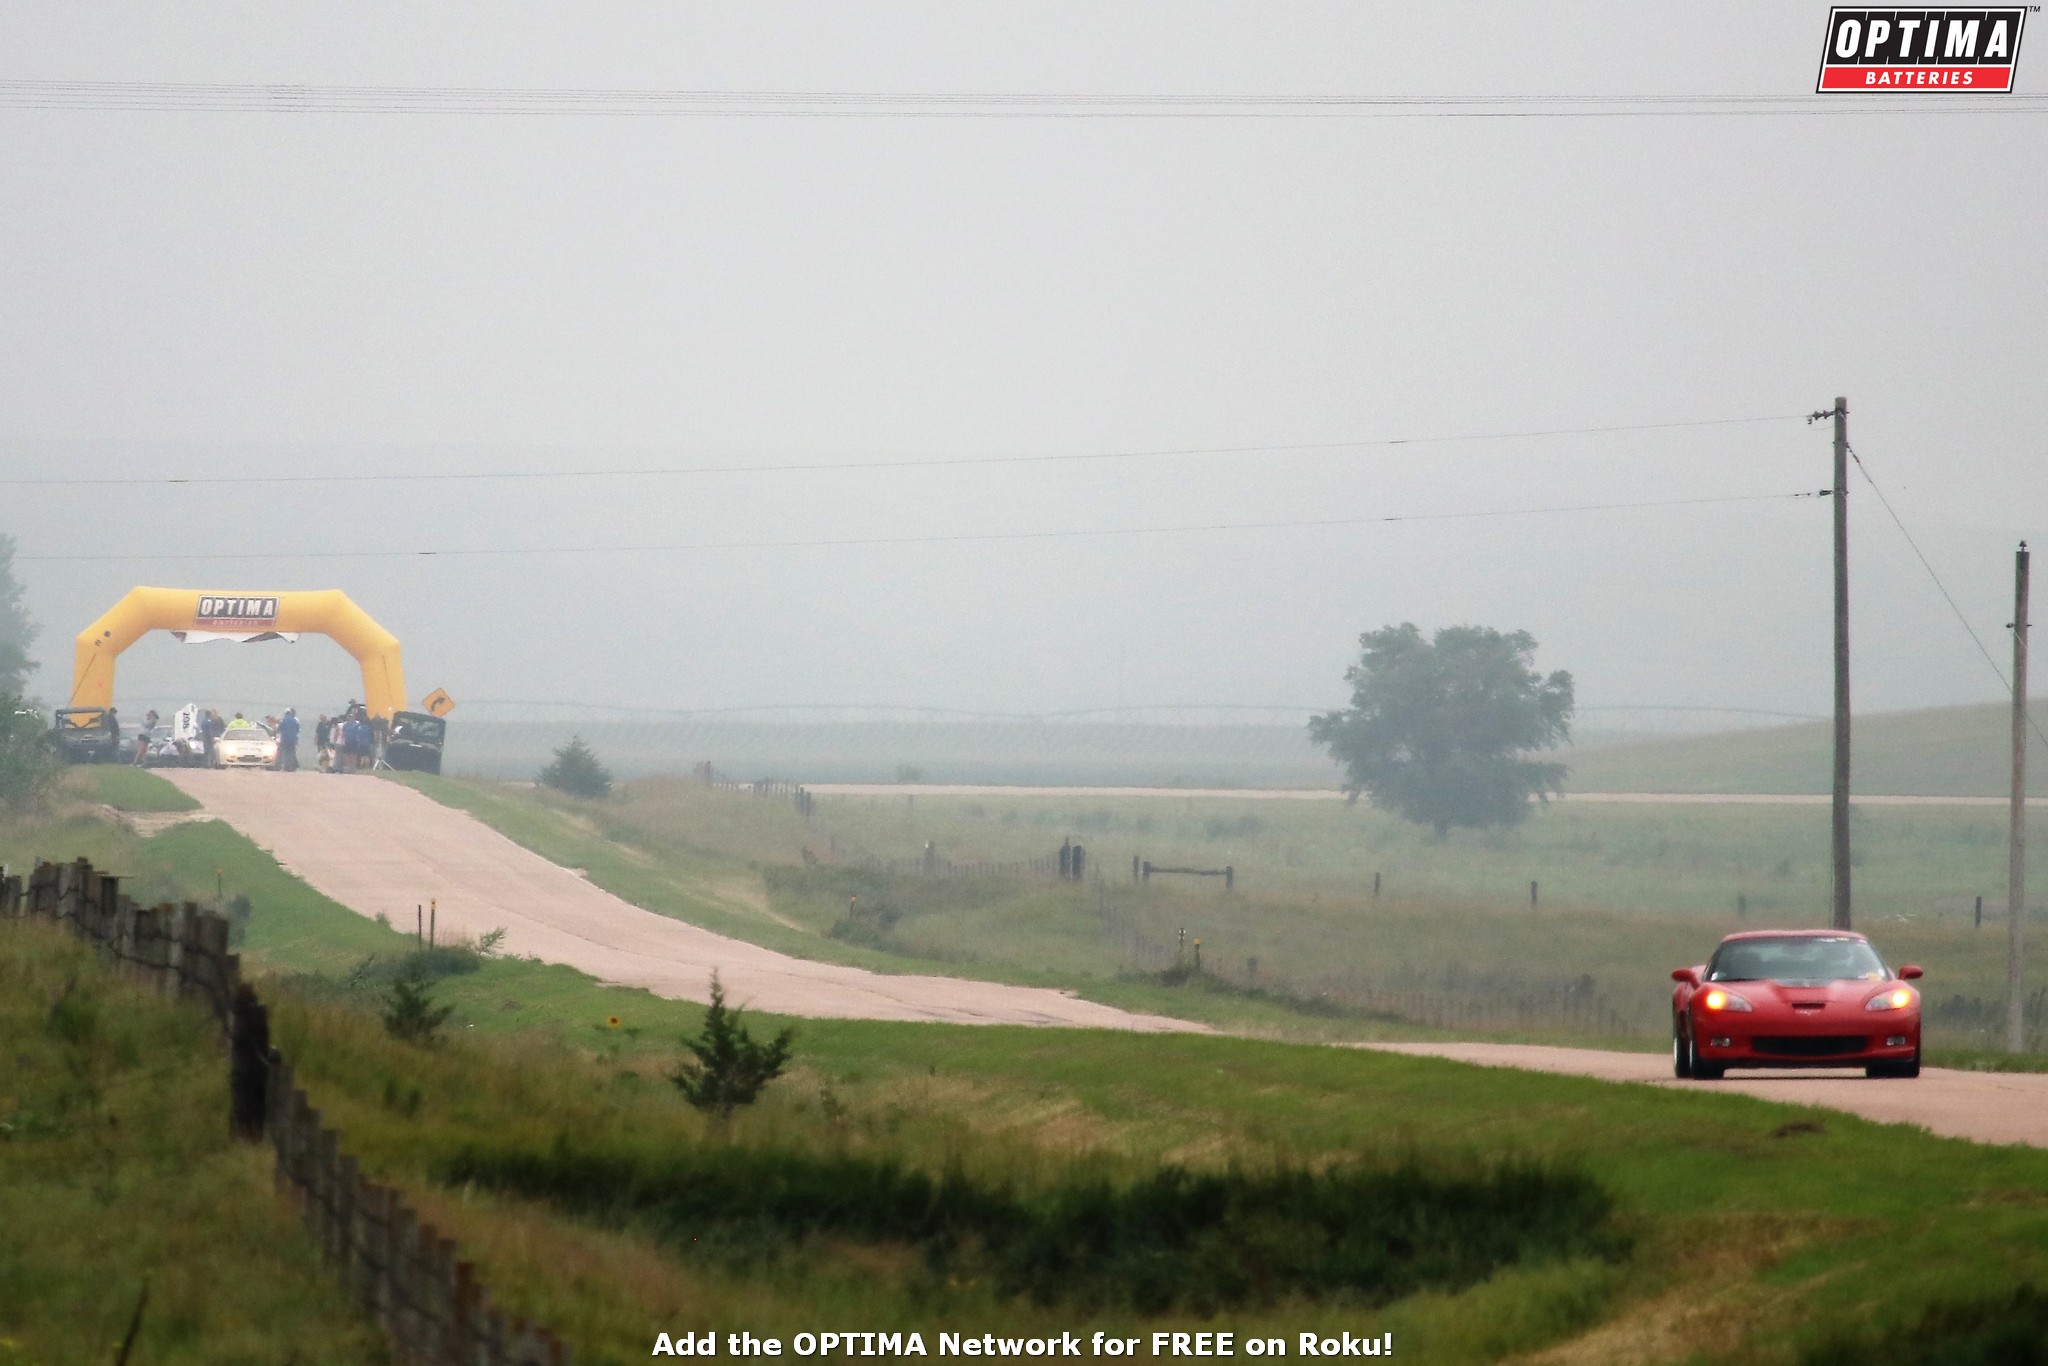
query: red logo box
1816 9 2027 92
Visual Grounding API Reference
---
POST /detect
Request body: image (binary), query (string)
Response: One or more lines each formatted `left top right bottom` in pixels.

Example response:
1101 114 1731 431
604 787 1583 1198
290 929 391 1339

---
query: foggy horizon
6 4 2044 731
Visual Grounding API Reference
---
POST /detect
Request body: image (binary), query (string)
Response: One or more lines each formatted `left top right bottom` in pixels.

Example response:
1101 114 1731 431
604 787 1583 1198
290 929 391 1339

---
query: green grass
388 773 2048 1054
440 1140 1619 1314
11 788 2048 1360
1567 698 2048 796
0 918 383 1364
243 964 2048 1366
73 765 202 813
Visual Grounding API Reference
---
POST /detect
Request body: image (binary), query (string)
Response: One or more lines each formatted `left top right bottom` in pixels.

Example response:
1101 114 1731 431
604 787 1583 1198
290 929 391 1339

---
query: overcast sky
3 3 2043 727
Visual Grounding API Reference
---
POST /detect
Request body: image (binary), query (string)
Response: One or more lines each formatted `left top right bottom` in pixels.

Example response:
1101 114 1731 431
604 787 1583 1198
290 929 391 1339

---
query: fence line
0 858 572 1366
854 854 1060 879
693 762 815 817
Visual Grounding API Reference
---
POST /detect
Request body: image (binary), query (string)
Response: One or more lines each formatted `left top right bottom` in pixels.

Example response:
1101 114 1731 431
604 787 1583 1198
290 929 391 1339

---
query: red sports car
1671 929 1923 1080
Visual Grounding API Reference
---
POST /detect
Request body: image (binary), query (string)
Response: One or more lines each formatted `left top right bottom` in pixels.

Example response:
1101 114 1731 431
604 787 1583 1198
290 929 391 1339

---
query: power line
3 80 2045 118
444 698 1828 722
12 487 1822 563
1847 442 2048 751
0 412 1813 488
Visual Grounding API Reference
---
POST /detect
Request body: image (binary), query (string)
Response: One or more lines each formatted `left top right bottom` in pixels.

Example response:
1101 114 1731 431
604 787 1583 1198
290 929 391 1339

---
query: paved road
1357 1042 2048 1148
810 784 2048 805
160 770 1200 1032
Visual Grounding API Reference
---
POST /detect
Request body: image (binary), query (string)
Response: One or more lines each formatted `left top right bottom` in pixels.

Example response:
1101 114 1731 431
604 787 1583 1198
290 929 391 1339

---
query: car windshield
1707 936 1888 985
224 721 269 737
392 714 445 745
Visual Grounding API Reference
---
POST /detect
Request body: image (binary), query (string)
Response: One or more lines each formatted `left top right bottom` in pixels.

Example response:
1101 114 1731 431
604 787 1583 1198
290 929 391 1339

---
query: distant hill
443 719 1340 788
1565 700 2048 797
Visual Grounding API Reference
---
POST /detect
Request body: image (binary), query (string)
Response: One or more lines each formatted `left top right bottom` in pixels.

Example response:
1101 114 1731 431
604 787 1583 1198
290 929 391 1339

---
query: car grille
1752 1035 1868 1058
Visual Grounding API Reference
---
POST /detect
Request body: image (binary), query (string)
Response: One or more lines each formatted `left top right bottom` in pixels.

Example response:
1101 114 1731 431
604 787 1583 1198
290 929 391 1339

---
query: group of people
315 703 382 774
125 704 308 771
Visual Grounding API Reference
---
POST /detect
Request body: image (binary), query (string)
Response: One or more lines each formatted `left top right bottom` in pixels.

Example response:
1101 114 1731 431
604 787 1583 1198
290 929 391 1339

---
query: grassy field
26 857 2048 1366
1567 698 2048 797
9 780 2048 1360
73 765 203 813
257 970 2048 1366
0 917 385 1364
390 774 2048 1057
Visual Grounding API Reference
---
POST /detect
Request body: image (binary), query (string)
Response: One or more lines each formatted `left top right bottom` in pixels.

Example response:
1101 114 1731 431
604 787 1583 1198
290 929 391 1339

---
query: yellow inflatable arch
70 587 408 720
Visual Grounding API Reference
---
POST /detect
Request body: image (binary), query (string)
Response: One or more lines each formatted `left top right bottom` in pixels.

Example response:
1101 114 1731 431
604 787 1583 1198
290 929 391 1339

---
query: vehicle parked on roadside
383 709 447 774
51 707 122 764
214 717 280 769
1671 930 1922 1080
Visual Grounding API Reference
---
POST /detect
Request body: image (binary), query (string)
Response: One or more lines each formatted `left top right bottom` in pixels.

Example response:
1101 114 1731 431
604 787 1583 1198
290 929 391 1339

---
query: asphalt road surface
159 769 1199 1031
1358 1042 2048 1148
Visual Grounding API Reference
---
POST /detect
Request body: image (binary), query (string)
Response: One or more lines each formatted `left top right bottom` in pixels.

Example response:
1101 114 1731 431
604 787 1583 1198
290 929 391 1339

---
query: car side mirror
1671 967 1700 986
1899 964 1923 980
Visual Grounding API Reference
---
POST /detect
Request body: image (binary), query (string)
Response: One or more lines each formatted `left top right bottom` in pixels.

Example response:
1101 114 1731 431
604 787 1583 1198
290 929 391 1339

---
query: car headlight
1700 989 1753 1012
1865 988 1917 1012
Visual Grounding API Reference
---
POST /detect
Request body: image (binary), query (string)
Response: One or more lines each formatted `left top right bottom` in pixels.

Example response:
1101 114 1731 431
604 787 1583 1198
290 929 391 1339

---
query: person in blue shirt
276 708 301 772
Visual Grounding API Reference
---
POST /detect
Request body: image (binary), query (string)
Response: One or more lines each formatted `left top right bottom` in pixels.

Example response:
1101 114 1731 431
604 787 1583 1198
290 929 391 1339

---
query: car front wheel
1672 1018 1694 1079
1682 1021 1725 1080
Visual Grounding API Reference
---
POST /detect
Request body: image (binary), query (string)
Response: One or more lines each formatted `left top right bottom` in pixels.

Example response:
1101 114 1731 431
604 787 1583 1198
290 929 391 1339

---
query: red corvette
1671 929 1923 1080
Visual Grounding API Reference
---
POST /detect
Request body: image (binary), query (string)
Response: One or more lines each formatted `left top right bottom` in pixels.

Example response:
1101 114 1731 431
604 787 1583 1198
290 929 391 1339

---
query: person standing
276 708 301 772
351 711 371 772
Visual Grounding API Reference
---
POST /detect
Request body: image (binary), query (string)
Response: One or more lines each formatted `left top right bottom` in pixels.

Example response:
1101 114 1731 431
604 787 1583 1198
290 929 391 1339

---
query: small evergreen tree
381 968 456 1045
670 972 794 1121
540 734 612 798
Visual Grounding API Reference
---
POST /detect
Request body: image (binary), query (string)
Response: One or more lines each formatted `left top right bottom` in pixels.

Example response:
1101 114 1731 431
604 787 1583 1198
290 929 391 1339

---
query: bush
540 735 612 798
380 968 455 1045
437 1141 1621 1313
223 894 254 947
669 972 794 1121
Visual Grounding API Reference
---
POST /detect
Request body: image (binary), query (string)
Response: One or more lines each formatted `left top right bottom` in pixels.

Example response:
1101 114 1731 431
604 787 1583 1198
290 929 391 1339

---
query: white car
215 719 279 769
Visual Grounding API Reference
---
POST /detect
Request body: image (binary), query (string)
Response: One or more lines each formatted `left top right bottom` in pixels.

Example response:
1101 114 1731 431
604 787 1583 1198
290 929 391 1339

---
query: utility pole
2009 541 2030 1053
1831 397 1853 930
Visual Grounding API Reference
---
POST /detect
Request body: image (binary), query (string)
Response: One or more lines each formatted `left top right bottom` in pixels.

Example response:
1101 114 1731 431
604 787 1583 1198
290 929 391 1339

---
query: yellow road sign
421 688 455 717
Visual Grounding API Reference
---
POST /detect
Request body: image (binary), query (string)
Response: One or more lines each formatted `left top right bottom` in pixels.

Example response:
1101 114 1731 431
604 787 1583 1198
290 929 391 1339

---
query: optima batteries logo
195 595 280 629
1817 10 2028 91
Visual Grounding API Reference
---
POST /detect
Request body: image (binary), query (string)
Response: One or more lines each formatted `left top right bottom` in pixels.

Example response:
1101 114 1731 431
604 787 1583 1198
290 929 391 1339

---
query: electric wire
10 488 1822 563
438 698 1829 721
0 412 1814 488
3 81 2044 118
1847 442 2048 750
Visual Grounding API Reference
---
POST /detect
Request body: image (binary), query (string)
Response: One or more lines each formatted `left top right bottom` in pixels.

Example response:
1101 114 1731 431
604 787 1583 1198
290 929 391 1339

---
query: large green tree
0 534 37 698
1310 623 1574 836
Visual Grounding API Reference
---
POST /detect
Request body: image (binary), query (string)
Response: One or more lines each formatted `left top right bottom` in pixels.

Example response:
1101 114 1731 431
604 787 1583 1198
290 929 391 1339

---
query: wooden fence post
384 1196 415 1347
229 987 270 1140
335 1154 360 1301
314 1122 340 1264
